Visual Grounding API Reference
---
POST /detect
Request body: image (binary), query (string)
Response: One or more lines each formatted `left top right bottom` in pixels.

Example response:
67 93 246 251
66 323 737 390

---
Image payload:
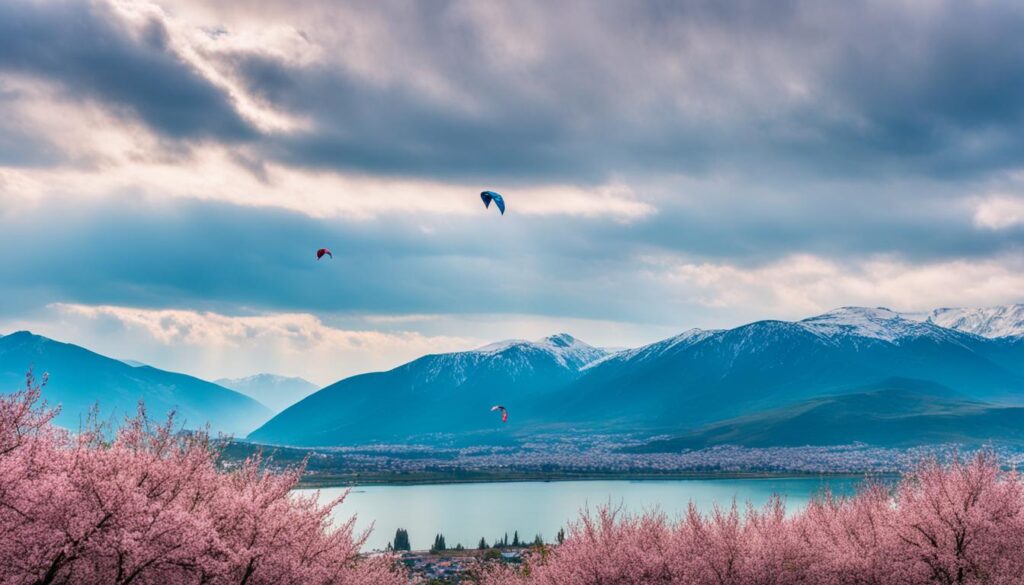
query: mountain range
4 304 1024 449
0 331 270 435
249 305 1024 448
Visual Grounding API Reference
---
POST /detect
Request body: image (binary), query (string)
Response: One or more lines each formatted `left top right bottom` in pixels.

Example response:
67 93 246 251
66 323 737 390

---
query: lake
299 476 869 551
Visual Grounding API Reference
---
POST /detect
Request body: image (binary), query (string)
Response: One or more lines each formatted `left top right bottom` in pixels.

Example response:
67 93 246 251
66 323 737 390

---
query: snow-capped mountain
799 307 969 344
920 305 1024 339
582 328 721 370
215 373 319 412
548 306 1024 434
250 334 606 446
475 333 608 371
250 307 1024 448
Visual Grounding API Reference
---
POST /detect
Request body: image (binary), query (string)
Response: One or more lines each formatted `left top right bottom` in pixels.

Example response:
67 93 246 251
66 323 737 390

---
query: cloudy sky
2 0 1023 384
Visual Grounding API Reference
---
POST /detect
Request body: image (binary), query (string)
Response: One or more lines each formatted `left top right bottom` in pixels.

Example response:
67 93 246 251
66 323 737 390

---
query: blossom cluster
0 374 406 585
486 454 1024 585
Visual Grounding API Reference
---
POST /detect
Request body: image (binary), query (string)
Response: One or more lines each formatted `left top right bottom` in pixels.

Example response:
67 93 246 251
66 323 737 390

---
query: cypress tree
392 528 411 552
478 537 488 550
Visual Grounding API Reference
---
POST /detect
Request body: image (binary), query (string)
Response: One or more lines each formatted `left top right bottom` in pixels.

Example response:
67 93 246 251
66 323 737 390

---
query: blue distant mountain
215 373 319 412
249 306 1024 448
0 331 271 435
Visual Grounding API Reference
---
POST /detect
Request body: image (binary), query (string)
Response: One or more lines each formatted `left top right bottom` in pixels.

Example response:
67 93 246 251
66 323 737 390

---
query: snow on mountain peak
541 333 577 348
474 334 606 369
923 304 1024 338
799 306 940 342
582 328 721 370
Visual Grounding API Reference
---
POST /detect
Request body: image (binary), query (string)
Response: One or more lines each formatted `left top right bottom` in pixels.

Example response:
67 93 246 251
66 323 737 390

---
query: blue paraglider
480 191 506 215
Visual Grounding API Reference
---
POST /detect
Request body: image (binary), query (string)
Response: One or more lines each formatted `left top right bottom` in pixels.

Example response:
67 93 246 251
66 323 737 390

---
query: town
221 435 1024 487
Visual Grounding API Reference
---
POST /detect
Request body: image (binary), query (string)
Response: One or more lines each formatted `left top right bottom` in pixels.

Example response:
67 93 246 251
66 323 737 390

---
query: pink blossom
0 373 406 585
487 455 1024 585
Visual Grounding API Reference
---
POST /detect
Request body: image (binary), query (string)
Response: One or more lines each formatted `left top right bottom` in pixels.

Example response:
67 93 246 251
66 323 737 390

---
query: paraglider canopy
316 248 333 260
480 191 506 215
490 404 508 423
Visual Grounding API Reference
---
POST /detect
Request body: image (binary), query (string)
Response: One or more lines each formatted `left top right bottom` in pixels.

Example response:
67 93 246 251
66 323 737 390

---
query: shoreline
295 470 898 489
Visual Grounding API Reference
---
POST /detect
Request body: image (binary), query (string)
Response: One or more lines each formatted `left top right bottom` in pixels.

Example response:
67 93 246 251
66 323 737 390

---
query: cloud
648 253 1024 321
973 195 1024 230
0 194 1018 333
0 143 653 221
32 303 479 385
1 0 1024 362
8 0 1024 183
0 0 256 142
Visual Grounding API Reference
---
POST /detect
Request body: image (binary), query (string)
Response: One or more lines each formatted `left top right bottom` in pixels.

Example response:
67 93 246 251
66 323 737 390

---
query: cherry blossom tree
487 454 1024 585
888 455 1024 585
0 373 405 585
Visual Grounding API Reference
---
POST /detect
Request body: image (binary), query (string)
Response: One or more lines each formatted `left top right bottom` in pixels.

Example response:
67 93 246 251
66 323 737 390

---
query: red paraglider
490 405 508 423
316 248 333 260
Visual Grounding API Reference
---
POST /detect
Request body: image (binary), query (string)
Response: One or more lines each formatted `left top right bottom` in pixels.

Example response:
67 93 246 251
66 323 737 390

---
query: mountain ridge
628 378 1024 451
0 331 271 435
248 333 607 446
918 304 1024 338
250 305 1024 447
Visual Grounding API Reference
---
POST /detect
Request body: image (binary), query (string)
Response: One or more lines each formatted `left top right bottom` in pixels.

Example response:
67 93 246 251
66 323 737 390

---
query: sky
1 0 1023 385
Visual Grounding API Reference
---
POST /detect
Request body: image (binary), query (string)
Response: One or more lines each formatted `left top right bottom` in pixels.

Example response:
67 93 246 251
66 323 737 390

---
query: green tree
533 534 544 546
392 528 411 552
430 533 447 553
477 537 488 550
556 528 565 544
512 530 520 547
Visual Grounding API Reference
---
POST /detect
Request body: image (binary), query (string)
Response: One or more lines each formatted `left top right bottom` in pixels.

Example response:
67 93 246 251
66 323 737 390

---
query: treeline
391 528 560 552
485 454 1024 584
0 374 406 585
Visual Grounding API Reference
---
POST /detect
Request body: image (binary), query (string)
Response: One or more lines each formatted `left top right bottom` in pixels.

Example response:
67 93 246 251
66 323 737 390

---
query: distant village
224 434 1024 486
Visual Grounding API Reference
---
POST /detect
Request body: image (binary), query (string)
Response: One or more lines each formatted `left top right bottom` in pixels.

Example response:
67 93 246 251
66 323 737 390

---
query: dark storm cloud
5 0 1024 182
0 0 255 142
218 0 1024 182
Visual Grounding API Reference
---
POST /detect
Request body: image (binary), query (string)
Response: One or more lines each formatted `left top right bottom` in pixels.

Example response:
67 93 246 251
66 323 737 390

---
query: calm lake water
299 476 867 551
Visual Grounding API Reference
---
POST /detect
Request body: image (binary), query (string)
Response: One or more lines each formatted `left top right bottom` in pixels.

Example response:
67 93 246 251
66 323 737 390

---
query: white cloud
24 304 482 385
1 138 655 221
973 194 1024 230
648 253 1024 320
108 0 311 133
1 304 686 385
